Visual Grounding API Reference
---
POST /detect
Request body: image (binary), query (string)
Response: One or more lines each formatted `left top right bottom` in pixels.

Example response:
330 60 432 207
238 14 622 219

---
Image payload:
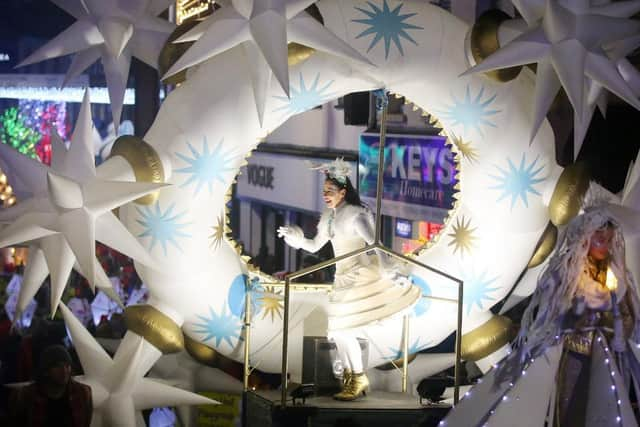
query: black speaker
302 337 368 394
343 91 370 125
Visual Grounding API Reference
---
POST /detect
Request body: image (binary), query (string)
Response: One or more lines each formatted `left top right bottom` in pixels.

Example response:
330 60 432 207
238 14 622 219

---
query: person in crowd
8 344 92 427
278 158 420 400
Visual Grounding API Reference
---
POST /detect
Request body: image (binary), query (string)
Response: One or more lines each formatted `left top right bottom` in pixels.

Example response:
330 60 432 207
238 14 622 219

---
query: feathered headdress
309 157 352 184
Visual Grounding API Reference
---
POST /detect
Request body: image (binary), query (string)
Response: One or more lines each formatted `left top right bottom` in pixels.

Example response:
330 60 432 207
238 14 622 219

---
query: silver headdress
309 157 352 184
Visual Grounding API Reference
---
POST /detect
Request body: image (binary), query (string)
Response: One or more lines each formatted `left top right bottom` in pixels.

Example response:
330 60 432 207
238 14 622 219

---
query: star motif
174 138 238 195
447 215 477 257
461 268 500 315
257 286 284 322
136 202 192 256
209 213 226 250
193 305 242 348
273 73 336 116
58 303 217 425
0 91 162 315
17 0 175 128
489 154 545 209
164 0 370 124
386 338 431 360
352 0 424 59
463 0 640 155
449 132 479 163
439 85 501 136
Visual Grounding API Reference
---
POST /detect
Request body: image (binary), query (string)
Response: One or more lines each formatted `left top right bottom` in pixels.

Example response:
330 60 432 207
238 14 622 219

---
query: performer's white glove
277 225 304 248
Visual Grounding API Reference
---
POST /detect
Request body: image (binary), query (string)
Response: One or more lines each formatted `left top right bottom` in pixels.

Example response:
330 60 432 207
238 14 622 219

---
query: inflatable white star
0 91 165 316
464 0 640 157
165 0 371 124
17 0 175 128
59 303 217 427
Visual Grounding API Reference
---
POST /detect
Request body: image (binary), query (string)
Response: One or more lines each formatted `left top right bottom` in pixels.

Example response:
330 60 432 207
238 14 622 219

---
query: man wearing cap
8 344 92 427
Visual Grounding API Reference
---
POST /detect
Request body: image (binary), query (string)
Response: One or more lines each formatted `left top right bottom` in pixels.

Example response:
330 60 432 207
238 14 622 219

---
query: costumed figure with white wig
443 183 640 427
277 158 422 401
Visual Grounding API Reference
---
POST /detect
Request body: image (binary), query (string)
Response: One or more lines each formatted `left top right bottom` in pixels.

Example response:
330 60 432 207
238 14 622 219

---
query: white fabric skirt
327 260 421 331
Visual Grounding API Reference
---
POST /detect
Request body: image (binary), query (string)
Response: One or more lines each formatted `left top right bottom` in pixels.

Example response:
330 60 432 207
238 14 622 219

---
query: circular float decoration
122 0 562 375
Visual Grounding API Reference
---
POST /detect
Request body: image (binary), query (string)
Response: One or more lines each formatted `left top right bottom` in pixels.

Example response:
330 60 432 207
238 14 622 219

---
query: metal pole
454 280 464 405
374 92 388 244
402 314 409 393
280 276 291 407
243 288 252 392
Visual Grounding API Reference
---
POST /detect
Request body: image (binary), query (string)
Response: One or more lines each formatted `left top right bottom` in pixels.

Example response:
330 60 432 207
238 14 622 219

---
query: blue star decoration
136 202 191 255
440 85 501 136
273 73 335 116
174 137 238 195
193 305 241 348
461 268 500 315
386 338 431 360
489 154 545 210
352 0 423 59
410 274 432 317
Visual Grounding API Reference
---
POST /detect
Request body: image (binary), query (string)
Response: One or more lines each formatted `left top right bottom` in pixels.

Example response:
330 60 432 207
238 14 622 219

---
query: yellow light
606 267 618 291
5 185 12 194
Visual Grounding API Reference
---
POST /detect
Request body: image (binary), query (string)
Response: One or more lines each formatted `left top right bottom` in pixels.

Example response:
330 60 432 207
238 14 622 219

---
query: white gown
286 203 421 332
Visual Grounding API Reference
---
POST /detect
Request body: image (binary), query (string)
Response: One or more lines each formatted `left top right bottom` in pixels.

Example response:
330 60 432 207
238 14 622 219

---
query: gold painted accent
448 215 477 257
461 315 513 361
288 43 316 67
109 135 165 205
210 213 225 250
184 332 219 366
159 19 201 85
124 305 184 353
450 132 479 163
549 162 590 226
470 9 523 82
527 222 558 268
257 286 284 321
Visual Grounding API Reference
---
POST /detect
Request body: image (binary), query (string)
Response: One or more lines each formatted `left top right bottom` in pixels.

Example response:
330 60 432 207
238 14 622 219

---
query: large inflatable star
17 0 175 128
464 0 640 157
59 303 217 426
165 0 371 124
0 91 165 316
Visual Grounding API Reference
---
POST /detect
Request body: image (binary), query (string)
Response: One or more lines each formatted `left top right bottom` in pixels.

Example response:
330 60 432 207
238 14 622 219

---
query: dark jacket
8 378 92 427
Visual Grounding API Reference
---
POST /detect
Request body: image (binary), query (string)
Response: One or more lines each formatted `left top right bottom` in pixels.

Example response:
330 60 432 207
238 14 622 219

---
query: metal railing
272 90 463 407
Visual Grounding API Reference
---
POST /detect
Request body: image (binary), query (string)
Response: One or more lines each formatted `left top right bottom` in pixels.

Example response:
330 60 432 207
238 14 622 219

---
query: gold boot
333 372 369 401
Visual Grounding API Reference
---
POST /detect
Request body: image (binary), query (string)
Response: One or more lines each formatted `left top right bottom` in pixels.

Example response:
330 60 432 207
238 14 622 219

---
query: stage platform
245 389 451 427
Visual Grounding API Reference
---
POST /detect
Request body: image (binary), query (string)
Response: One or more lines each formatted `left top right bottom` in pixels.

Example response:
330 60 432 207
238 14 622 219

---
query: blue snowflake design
489 154 545 210
386 338 431 360
461 268 500 315
440 85 501 136
136 202 191 255
352 0 423 59
273 73 335 115
174 137 238 195
193 305 241 348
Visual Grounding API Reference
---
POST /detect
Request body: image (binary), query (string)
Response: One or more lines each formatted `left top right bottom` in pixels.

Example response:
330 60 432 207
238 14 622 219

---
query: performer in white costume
278 158 421 401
